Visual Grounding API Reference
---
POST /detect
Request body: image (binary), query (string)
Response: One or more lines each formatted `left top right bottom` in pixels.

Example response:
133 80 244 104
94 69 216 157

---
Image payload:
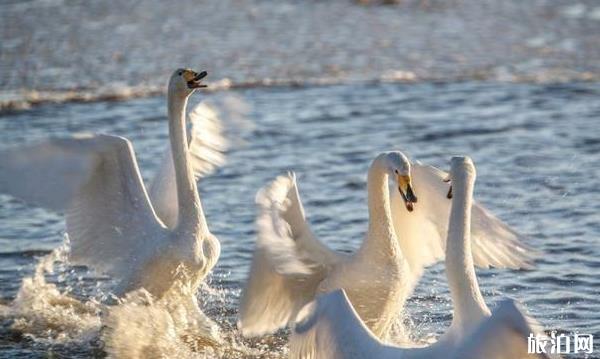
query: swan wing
238 173 345 337
453 299 555 359
391 162 533 275
149 102 227 228
0 134 164 275
290 289 385 359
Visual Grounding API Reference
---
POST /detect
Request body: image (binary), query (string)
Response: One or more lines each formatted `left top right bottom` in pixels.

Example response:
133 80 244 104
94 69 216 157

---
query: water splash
0 239 283 357
0 240 102 344
102 275 270 358
102 286 219 358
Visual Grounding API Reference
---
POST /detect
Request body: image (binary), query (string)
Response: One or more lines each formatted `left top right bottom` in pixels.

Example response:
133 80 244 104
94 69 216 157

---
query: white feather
0 134 165 275
239 153 534 340
290 157 549 359
238 173 345 337
391 162 534 278
0 75 224 298
291 290 554 359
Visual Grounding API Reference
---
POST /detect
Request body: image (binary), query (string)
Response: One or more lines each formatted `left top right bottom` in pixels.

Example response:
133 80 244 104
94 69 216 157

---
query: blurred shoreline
1 0 599 110
2 73 599 113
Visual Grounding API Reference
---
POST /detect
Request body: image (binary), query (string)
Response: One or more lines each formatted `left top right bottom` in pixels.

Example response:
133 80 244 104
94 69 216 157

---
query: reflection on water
0 81 599 357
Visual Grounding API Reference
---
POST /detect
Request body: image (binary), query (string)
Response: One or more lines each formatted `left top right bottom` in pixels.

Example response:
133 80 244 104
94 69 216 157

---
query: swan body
289 157 552 359
238 151 533 340
239 152 415 339
0 69 224 298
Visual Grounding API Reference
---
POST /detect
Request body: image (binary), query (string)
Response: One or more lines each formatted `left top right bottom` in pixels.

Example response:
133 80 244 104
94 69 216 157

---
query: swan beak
183 70 208 89
443 176 453 199
398 175 417 212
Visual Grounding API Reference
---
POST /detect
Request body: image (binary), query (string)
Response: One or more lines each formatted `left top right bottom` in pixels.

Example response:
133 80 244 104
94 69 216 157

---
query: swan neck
363 158 397 254
446 174 488 324
167 92 206 232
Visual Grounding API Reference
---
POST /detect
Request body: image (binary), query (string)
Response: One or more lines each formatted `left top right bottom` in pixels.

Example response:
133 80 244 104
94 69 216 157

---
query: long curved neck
167 92 206 233
446 173 489 328
361 158 399 257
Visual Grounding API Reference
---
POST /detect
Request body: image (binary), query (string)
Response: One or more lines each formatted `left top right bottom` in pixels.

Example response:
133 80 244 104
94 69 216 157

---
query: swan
0 69 224 298
238 152 532 340
389 160 532 290
290 156 551 359
291 290 550 359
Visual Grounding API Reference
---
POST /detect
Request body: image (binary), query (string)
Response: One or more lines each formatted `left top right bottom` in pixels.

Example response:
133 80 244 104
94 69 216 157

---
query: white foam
0 240 264 357
1 243 102 344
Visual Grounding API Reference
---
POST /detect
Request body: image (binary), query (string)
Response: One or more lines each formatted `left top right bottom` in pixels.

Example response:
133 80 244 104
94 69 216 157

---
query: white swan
238 151 532 340
390 160 532 288
290 156 551 359
0 69 224 298
291 290 549 359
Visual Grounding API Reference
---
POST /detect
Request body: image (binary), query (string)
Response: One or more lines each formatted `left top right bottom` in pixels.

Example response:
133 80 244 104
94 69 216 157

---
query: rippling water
0 81 599 357
2 0 600 110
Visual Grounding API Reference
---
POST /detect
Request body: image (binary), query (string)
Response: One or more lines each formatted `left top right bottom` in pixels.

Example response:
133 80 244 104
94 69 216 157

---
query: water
2 0 600 356
0 81 599 357
2 0 600 110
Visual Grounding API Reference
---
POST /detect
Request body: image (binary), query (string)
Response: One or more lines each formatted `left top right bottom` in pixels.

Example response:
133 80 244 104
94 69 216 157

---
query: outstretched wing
390 162 534 277
0 134 165 275
453 299 555 359
290 289 385 359
149 102 227 228
238 173 345 337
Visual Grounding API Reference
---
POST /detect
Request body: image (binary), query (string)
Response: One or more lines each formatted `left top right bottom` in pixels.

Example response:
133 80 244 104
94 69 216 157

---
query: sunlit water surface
0 81 599 357
2 0 600 110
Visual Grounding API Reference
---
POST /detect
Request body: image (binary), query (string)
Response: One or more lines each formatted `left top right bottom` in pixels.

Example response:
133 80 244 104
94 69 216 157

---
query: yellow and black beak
183 70 208 89
444 176 452 199
397 175 418 212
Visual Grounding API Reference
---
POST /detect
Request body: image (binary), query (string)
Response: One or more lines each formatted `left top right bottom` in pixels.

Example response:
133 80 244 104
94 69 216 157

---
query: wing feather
391 162 534 279
0 134 164 275
238 173 344 337
453 299 555 359
0 134 97 211
290 289 383 359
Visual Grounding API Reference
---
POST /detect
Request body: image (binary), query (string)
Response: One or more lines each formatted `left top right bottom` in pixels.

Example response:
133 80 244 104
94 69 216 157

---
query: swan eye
177 71 183 76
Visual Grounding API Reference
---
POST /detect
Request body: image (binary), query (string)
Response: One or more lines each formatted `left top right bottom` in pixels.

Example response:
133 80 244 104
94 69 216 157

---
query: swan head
168 68 207 97
381 151 418 212
445 156 476 199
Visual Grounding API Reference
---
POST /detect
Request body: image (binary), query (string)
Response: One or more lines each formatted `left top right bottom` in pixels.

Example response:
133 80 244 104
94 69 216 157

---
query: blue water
0 81 599 357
